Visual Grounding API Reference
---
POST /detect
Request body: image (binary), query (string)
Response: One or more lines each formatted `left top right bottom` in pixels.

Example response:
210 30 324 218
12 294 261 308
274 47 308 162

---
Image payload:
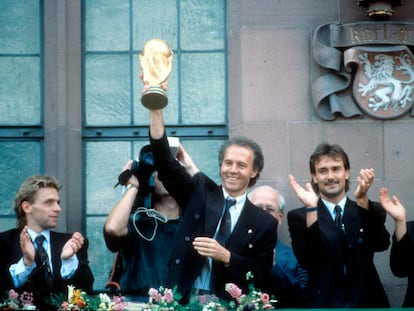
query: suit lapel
317 200 336 228
317 199 344 241
342 200 362 243
227 200 255 253
205 189 225 236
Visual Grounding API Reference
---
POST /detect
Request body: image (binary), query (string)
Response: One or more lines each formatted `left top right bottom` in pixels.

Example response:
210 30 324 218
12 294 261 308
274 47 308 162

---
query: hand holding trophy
140 38 173 110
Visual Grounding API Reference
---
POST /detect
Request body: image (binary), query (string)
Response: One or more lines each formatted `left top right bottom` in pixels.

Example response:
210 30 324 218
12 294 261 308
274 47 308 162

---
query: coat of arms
345 46 414 119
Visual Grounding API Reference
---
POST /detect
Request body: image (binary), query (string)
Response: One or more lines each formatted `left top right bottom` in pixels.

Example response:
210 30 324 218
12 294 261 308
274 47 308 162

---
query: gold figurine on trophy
140 38 173 110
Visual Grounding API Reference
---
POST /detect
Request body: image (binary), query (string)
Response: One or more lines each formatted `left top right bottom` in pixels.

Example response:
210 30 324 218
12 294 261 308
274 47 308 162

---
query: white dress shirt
9 228 79 288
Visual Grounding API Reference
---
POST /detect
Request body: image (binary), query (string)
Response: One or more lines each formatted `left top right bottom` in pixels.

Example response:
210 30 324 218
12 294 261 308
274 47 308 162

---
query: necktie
216 197 236 246
35 235 53 287
334 205 342 230
334 205 348 275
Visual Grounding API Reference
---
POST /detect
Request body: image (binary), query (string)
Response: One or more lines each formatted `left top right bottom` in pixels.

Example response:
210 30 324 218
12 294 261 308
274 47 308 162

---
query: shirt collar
222 188 247 210
322 196 347 218
27 228 51 244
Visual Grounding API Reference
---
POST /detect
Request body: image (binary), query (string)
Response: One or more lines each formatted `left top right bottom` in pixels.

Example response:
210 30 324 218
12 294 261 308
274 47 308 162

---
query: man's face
220 145 257 197
250 188 283 225
312 155 349 202
23 187 61 232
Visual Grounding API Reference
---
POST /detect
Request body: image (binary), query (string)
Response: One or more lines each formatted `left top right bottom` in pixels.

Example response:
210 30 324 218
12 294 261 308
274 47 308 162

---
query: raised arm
379 187 407 241
354 168 375 209
177 143 200 176
104 160 139 246
289 174 319 227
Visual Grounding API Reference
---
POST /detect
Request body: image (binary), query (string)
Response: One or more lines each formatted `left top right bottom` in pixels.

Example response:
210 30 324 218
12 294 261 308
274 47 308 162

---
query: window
83 0 228 290
0 0 43 230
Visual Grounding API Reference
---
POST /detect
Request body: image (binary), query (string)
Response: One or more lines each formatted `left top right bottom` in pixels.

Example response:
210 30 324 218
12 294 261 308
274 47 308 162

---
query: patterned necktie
217 197 236 246
334 205 342 230
35 235 53 287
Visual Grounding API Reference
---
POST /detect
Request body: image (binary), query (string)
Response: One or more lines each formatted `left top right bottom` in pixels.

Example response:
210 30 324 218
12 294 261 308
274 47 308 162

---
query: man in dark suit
0 175 94 309
287 143 390 308
144 85 278 302
380 187 414 308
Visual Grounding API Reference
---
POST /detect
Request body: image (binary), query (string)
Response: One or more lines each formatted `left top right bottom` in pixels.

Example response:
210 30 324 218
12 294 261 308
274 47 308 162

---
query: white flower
67 285 75 302
99 293 111 304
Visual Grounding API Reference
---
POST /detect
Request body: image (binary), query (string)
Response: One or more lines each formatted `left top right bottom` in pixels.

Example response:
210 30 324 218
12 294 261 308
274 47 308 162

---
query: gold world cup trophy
140 38 173 110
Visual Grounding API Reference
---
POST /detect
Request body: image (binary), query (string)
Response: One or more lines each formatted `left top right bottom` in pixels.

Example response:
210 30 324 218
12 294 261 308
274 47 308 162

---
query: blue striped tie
334 205 342 230
35 235 53 288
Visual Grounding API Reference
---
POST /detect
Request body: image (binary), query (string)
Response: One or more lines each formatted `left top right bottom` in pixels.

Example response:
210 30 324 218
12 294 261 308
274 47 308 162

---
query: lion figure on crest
357 52 414 112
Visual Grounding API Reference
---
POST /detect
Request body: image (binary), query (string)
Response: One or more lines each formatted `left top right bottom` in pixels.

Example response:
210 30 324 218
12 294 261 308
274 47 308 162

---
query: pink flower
8 289 18 300
113 295 128 310
236 294 246 304
199 295 207 305
113 295 124 304
19 291 34 306
225 283 242 299
148 288 162 302
260 293 269 304
163 288 173 303
148 288 159 297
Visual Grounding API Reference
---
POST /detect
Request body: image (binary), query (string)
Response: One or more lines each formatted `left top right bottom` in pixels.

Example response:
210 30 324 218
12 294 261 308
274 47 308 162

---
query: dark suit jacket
150 133 278 301
0 228 94 307
287 198 390 308
263 240 309 308
390 220 414 307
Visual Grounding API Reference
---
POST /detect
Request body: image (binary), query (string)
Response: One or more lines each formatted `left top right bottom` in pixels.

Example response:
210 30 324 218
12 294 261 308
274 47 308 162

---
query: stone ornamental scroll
312 22 414 120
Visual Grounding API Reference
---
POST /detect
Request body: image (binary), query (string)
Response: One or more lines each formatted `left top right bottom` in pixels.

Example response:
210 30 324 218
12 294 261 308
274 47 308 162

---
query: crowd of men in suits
1 85 413 308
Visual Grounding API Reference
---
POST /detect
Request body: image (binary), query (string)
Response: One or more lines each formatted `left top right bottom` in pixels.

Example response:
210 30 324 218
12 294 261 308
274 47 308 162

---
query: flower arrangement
2 273 276 311
146 286 227 311
0 289 36 310
225 272 277 311
195 296 226 311
145 272 277 311
47 285 127 311
145 286 182 310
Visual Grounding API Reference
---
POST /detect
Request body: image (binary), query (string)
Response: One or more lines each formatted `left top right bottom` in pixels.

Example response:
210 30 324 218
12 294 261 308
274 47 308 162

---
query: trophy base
141 86 168 110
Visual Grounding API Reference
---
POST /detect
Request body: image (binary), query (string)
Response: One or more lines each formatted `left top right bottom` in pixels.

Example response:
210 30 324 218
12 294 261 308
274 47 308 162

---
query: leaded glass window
0 0 43 231
83 0 228 290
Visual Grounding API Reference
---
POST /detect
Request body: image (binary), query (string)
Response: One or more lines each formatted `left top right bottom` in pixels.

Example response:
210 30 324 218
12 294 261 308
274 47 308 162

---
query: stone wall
227 0 414 307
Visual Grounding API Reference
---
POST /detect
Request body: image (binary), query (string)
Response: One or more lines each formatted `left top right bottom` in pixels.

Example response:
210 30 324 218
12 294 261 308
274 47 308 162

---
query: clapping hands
289 174 318 208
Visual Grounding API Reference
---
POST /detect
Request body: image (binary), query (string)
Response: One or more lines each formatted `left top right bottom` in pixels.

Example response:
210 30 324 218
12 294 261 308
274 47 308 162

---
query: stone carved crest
345 46 414 119
312 22 414 120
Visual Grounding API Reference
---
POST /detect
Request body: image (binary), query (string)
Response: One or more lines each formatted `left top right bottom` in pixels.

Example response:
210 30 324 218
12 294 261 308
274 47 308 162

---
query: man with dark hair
0 175 94 309
287 143 390 308
144 84 277 302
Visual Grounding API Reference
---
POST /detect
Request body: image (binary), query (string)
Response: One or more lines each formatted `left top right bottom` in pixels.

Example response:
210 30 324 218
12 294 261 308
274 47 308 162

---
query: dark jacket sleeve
287 207 328 271
213 203 278 296
65 238 94 292
150 131 195 209
0 231 16 294
390 221 414 277
226 223 277 285
359 200 390 252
